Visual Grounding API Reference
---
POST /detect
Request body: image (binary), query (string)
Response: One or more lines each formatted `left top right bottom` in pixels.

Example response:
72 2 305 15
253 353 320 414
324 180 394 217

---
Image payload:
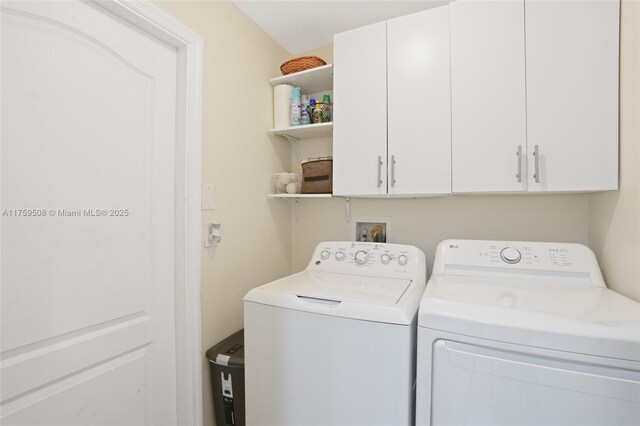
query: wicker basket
280 56 327 75
301 157 333 194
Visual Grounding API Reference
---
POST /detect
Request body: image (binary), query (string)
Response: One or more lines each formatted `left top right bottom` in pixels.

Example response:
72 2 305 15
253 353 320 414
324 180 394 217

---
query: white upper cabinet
450 0 527 193
334 6 452 197
387 6 452 196
525 0 619 192
333 21 387 196
332 0 619 197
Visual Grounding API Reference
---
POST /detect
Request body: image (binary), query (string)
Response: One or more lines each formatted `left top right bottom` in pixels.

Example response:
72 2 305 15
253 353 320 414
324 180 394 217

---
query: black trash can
206 329 245 426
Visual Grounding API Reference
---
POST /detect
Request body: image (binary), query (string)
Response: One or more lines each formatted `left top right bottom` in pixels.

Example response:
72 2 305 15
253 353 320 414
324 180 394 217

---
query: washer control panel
432 239 604 286
307 241 426 280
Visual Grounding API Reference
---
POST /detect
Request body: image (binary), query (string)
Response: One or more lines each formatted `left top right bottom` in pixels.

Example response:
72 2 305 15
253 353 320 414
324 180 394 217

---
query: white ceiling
232 0 449 54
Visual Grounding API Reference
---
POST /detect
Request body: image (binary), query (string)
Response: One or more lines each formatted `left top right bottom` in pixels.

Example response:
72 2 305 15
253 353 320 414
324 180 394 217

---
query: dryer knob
381 254 391 264
320 250 330 260
398 255 408 265
335 252 345 261
500 247 521 264
354 251 368 264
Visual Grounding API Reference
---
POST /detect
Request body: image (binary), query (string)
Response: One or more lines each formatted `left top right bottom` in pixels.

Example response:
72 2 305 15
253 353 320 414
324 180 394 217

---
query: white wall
152 1 292 424
589 0 640 302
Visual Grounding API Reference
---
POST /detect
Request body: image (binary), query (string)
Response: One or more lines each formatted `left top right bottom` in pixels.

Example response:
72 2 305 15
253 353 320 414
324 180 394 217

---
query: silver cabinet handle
516 145 522 183
377 155 382 188
391 155 396 187
533 144 540 183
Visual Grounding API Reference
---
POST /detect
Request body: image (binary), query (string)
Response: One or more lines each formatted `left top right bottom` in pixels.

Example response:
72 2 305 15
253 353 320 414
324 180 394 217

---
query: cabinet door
333 22 387 196
450 0 526 193
388 6 451 196
526 0 619 192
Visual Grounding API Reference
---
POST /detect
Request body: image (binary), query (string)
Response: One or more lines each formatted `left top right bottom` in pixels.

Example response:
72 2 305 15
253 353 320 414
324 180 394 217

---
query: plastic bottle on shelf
308 98 317 124
290 87 301 126
300 95 310 125
312 103 322 124
321 94 332 123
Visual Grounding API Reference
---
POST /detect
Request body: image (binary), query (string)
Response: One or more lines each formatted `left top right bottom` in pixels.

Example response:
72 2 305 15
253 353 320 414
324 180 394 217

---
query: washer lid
244 271 420 325
261 271 411 305
419 276 640 361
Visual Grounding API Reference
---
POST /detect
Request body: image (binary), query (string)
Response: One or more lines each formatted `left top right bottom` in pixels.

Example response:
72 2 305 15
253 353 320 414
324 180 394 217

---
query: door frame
93 1 204 425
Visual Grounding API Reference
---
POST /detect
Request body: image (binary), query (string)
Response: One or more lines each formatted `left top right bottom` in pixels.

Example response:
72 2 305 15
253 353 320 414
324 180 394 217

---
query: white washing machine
244 241 426 426
416 239 640 426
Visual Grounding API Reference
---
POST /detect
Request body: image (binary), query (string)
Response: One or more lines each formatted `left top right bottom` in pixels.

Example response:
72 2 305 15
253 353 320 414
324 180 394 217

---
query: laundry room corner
3 1 638 425
151 1 293 425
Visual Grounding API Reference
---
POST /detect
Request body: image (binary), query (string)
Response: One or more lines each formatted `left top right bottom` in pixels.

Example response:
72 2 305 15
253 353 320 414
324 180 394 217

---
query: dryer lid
260 271 411 305
419 275 640 361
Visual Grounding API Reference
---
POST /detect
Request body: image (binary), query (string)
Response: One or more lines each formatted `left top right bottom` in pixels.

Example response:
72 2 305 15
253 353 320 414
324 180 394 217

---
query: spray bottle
290 87 301 126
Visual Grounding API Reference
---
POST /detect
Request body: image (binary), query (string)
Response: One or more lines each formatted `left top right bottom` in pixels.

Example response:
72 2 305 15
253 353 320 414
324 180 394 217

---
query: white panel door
388 6 451 196
333 22 387 196
1 1 178 424
450 0 526 193
525 0 619 192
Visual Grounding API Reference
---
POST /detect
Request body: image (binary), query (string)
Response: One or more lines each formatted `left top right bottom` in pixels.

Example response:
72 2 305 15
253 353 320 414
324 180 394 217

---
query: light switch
202 184 215 210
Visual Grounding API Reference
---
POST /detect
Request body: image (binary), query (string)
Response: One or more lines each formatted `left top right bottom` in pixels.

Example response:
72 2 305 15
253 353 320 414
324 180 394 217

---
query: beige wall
589 0 640 302
153 1 291 425
292 196 590 272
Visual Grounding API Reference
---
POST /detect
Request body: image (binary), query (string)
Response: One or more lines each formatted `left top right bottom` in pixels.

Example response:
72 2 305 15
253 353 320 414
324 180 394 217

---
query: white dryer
244 241 426 426
416 239 640 426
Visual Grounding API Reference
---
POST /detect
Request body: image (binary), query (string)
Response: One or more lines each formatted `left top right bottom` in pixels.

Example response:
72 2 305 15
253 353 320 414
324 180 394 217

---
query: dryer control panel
306 241 427 283
432 239 605 287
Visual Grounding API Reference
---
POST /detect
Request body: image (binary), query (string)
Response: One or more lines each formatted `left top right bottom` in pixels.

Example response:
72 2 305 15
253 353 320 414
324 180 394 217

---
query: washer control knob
380 254 391 264
398 255 408 265
320 250 330 260
335 252 345 261
500 247 521 264
354 251 368 264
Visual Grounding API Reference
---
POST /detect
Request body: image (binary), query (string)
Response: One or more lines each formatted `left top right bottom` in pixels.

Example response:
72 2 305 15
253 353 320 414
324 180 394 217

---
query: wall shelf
270 64 333 94
268 64 337 221
268 193 333 199
270 122 333 140
268 193 348 222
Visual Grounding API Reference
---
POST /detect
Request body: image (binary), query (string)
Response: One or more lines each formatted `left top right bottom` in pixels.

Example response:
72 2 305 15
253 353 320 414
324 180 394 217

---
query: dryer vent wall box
244 242 427 426
416 239 640 426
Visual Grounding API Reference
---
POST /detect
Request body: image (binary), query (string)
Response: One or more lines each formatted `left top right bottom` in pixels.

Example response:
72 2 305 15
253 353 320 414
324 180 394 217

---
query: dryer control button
500 247 521 264
380 254 391 264
398 255 408 266
320 250 330 260
335 252 345 261
354 251 368 264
